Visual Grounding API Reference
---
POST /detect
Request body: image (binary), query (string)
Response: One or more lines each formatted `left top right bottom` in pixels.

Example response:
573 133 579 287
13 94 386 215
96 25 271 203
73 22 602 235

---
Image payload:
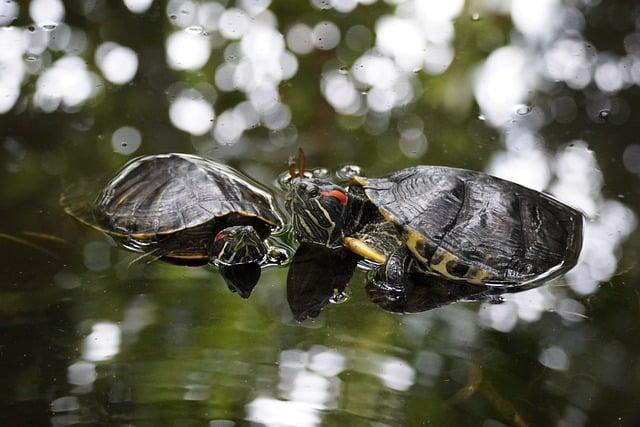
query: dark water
2 1 640 426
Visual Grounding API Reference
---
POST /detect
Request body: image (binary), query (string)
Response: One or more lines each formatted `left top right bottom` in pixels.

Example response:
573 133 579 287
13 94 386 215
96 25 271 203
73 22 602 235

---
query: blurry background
1 0 640 425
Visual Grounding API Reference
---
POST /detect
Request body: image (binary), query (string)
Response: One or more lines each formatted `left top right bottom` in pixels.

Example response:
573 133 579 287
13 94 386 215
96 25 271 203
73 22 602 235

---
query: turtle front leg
372 246 415 298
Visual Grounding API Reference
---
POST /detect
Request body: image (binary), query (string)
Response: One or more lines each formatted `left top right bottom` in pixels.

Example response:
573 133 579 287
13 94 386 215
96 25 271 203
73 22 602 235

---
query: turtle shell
357 166 583 286
65 154 282 239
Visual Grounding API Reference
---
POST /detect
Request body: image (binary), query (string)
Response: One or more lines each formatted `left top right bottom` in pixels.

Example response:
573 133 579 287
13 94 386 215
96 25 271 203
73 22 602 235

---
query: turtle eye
215 232 225 242
306 185 319 197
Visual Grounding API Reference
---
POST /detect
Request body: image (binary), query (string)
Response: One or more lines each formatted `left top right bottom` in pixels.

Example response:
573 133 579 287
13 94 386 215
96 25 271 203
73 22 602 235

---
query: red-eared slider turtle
62 153 283 295
285 155 583 289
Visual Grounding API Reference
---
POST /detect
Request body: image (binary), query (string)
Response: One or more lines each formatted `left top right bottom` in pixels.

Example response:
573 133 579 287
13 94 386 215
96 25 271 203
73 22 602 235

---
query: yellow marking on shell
235 210 279 226
429 248 458 278
430 248 490 286
465 269 493 285
405 229 430 264
379 208 398 224
404 227 492 286
350 176 368 186
343 237 387 264
130 233 153 240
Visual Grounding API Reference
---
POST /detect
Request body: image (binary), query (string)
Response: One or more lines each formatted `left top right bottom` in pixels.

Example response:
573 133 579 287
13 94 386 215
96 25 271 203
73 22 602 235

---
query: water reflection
367 272 487 314
82 322 121 362
220 262 262 298
286 244 359 321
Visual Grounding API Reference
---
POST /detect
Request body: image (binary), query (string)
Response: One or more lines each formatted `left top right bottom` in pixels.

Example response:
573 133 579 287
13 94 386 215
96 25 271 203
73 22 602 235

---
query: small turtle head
286 178 349 249
209 225 267 265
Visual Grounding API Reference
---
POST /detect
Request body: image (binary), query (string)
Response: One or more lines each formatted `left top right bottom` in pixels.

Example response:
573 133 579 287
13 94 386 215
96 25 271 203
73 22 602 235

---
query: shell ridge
435 177 467 250
82 153 280 236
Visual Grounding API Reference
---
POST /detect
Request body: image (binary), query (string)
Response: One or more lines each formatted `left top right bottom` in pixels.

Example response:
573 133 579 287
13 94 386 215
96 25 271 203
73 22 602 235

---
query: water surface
1 1 640 425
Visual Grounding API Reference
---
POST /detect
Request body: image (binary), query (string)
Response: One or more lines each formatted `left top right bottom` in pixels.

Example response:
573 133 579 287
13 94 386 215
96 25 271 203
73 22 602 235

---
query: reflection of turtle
367 272 488 314
286 243 359 321
286 154 583 289
62 154 283 293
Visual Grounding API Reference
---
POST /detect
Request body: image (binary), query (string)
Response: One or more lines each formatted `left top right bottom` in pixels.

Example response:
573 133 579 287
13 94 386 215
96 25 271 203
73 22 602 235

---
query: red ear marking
321 190 348 206
215 232 225 242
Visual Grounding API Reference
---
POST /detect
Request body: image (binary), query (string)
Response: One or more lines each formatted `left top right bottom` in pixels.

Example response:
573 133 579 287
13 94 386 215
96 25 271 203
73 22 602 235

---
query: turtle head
285 178 350 249
209 225 267 265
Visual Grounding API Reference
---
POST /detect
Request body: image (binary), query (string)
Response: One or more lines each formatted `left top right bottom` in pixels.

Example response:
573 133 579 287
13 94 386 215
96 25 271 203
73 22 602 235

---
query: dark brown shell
360 166 583 285
66 154 281 238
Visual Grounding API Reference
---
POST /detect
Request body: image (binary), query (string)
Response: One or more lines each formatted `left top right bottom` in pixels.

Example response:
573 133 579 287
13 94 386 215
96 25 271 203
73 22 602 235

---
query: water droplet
277 170 292 190
25 55 38 62
312 167 330 178
336 164 363 180
360 89 369 95
471 12 480 21
329 289 350 304
514 104 532 115
266 247 290 266
186 25 203 35
41 23 57 31
169 14 177 20
27 25 35 32
487 295 504 304
598 109 610 119
477 114 486 121
338 66 348 75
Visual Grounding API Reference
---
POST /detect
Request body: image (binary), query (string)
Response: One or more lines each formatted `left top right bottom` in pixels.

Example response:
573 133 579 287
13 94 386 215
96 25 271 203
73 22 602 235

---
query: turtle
285 152 584 290
61 153 284 296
